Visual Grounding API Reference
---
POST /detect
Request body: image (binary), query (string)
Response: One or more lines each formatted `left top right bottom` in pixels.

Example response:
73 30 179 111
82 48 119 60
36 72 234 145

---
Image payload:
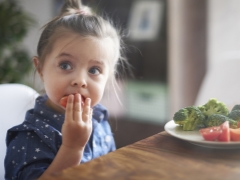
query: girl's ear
33 56 44 82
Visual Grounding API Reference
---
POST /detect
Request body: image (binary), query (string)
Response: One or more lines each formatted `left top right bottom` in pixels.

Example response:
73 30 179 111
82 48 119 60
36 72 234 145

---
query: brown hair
36 0 126 82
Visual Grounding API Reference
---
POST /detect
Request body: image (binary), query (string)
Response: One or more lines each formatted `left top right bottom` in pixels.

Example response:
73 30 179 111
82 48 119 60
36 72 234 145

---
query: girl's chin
45 98 65 113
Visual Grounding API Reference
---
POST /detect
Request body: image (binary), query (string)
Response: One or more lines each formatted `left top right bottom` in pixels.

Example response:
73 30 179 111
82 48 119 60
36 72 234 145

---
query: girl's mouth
60 94 86 108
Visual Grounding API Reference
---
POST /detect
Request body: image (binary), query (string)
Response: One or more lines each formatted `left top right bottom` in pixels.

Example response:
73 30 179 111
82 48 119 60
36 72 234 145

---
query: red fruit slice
230 128 240 141
217 121 230 142
60 96 68 108
199 126 222 141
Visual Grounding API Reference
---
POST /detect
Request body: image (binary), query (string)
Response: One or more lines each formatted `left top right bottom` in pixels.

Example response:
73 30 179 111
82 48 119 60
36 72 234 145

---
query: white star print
23 124 27 127
45 124 49 127
23 162 27 165
12 146 15 149
53 114 57 118
36 119 39 122
105 135 111 142
33 156 37 159
40 111 43 114
22 146 25 150
44 135 48 138
99 114 104 120
35 148 40 153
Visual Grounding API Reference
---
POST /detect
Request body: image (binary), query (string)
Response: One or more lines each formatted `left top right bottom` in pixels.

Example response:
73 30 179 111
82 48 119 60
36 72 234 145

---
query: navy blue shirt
4 95 116 180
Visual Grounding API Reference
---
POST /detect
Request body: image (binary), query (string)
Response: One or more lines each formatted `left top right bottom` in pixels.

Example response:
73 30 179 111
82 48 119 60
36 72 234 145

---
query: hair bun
60 0 93 16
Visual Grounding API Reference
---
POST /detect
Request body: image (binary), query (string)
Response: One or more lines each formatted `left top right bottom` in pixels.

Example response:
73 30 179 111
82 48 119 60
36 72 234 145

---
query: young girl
4 0 125 179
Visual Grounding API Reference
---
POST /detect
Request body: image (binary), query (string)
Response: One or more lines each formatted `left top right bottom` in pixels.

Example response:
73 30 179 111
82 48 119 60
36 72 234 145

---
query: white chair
195 59 240 110
0 83 39 178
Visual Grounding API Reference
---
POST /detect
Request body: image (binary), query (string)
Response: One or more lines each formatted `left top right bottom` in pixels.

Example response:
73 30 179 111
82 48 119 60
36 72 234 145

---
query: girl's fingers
73 94 81 121
82 98 91 122
65 94 74 122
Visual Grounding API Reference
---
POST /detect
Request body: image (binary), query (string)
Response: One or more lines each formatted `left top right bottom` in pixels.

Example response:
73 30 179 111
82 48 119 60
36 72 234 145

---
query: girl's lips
60 94 86 108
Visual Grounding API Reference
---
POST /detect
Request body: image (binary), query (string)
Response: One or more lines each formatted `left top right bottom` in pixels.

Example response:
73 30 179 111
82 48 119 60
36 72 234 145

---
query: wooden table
40 131 240 180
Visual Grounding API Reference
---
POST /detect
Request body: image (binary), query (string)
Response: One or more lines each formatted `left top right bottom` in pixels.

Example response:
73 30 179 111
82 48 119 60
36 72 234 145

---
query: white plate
164 120 240 149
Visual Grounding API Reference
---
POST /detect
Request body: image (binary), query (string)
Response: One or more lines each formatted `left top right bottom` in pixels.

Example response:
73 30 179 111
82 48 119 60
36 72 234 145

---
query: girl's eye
89 67 100 75
59 62 72 70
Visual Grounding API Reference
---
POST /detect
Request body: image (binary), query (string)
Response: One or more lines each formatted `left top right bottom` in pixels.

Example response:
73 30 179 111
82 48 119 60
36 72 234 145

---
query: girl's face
35 33 114 113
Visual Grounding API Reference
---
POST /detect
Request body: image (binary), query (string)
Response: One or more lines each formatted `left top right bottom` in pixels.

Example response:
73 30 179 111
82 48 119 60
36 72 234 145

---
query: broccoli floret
231 104 240 112
198 98 229 119
206 114 238 129
173 106 205 131
228 110 240 122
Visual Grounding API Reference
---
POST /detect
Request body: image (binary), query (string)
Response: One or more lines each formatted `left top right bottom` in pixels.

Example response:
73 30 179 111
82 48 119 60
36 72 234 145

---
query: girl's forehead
51 33 115 64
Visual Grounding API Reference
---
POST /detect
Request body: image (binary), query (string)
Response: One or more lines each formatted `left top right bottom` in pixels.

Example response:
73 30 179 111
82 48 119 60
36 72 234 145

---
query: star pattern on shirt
35 148 40 153
5 95 115 178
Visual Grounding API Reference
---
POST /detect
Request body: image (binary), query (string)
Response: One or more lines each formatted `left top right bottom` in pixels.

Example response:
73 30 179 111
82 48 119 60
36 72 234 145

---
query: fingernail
86 98 90 105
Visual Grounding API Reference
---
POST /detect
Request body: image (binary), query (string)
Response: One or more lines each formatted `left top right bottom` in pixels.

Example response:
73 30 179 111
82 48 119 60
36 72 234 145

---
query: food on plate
173 98 240 131
228 110 240 122
230 128 240 141
231 104 240 111
205 114 238 129
173 106 205 131
217 121 230 142
172 98 240 142
199 121 240 142
200 121 230 142
60 96 68 108
199 126 222 141
198 98 229 120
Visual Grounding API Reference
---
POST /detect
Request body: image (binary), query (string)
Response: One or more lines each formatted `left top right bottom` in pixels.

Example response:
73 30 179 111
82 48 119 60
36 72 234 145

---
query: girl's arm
39 94 92 178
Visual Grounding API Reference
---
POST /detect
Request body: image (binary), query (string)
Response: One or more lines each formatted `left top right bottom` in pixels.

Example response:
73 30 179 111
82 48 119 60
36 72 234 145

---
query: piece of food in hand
198 98 229 122
60 96 68 108
173 106 205 131
199 121 230 142
60 95 86 108
230 128 240 141
206 114 238 129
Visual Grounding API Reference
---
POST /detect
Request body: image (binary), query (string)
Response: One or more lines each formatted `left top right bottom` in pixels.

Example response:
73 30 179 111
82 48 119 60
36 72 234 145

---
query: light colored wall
20 0 54 90
208 0 240 68
21 0 53 57
167 0 207 118
168 0 240 118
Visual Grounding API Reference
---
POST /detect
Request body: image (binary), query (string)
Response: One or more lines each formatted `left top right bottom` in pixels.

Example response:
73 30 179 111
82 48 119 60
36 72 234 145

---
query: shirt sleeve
5 130 55 180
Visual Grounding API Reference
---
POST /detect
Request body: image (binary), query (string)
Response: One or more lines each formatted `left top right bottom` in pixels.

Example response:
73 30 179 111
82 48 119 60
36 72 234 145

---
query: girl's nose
71 76 87 88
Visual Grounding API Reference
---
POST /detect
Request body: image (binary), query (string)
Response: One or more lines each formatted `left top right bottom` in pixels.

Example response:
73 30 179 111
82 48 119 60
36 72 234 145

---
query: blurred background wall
2 0 240 148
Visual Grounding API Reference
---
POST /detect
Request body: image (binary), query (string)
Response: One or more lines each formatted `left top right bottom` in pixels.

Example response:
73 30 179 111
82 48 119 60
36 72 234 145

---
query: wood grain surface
39 131 240 180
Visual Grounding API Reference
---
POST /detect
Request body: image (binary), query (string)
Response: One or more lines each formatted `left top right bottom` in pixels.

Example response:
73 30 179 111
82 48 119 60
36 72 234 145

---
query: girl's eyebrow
57 53 106 66
89 60 106 66
56 52 74 59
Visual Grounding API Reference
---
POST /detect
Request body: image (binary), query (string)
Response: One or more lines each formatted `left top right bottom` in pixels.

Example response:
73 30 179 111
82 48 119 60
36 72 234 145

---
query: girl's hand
61 94 92 150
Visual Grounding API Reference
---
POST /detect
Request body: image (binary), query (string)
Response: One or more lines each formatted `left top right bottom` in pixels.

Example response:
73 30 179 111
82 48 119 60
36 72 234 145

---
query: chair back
0 83 39 177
